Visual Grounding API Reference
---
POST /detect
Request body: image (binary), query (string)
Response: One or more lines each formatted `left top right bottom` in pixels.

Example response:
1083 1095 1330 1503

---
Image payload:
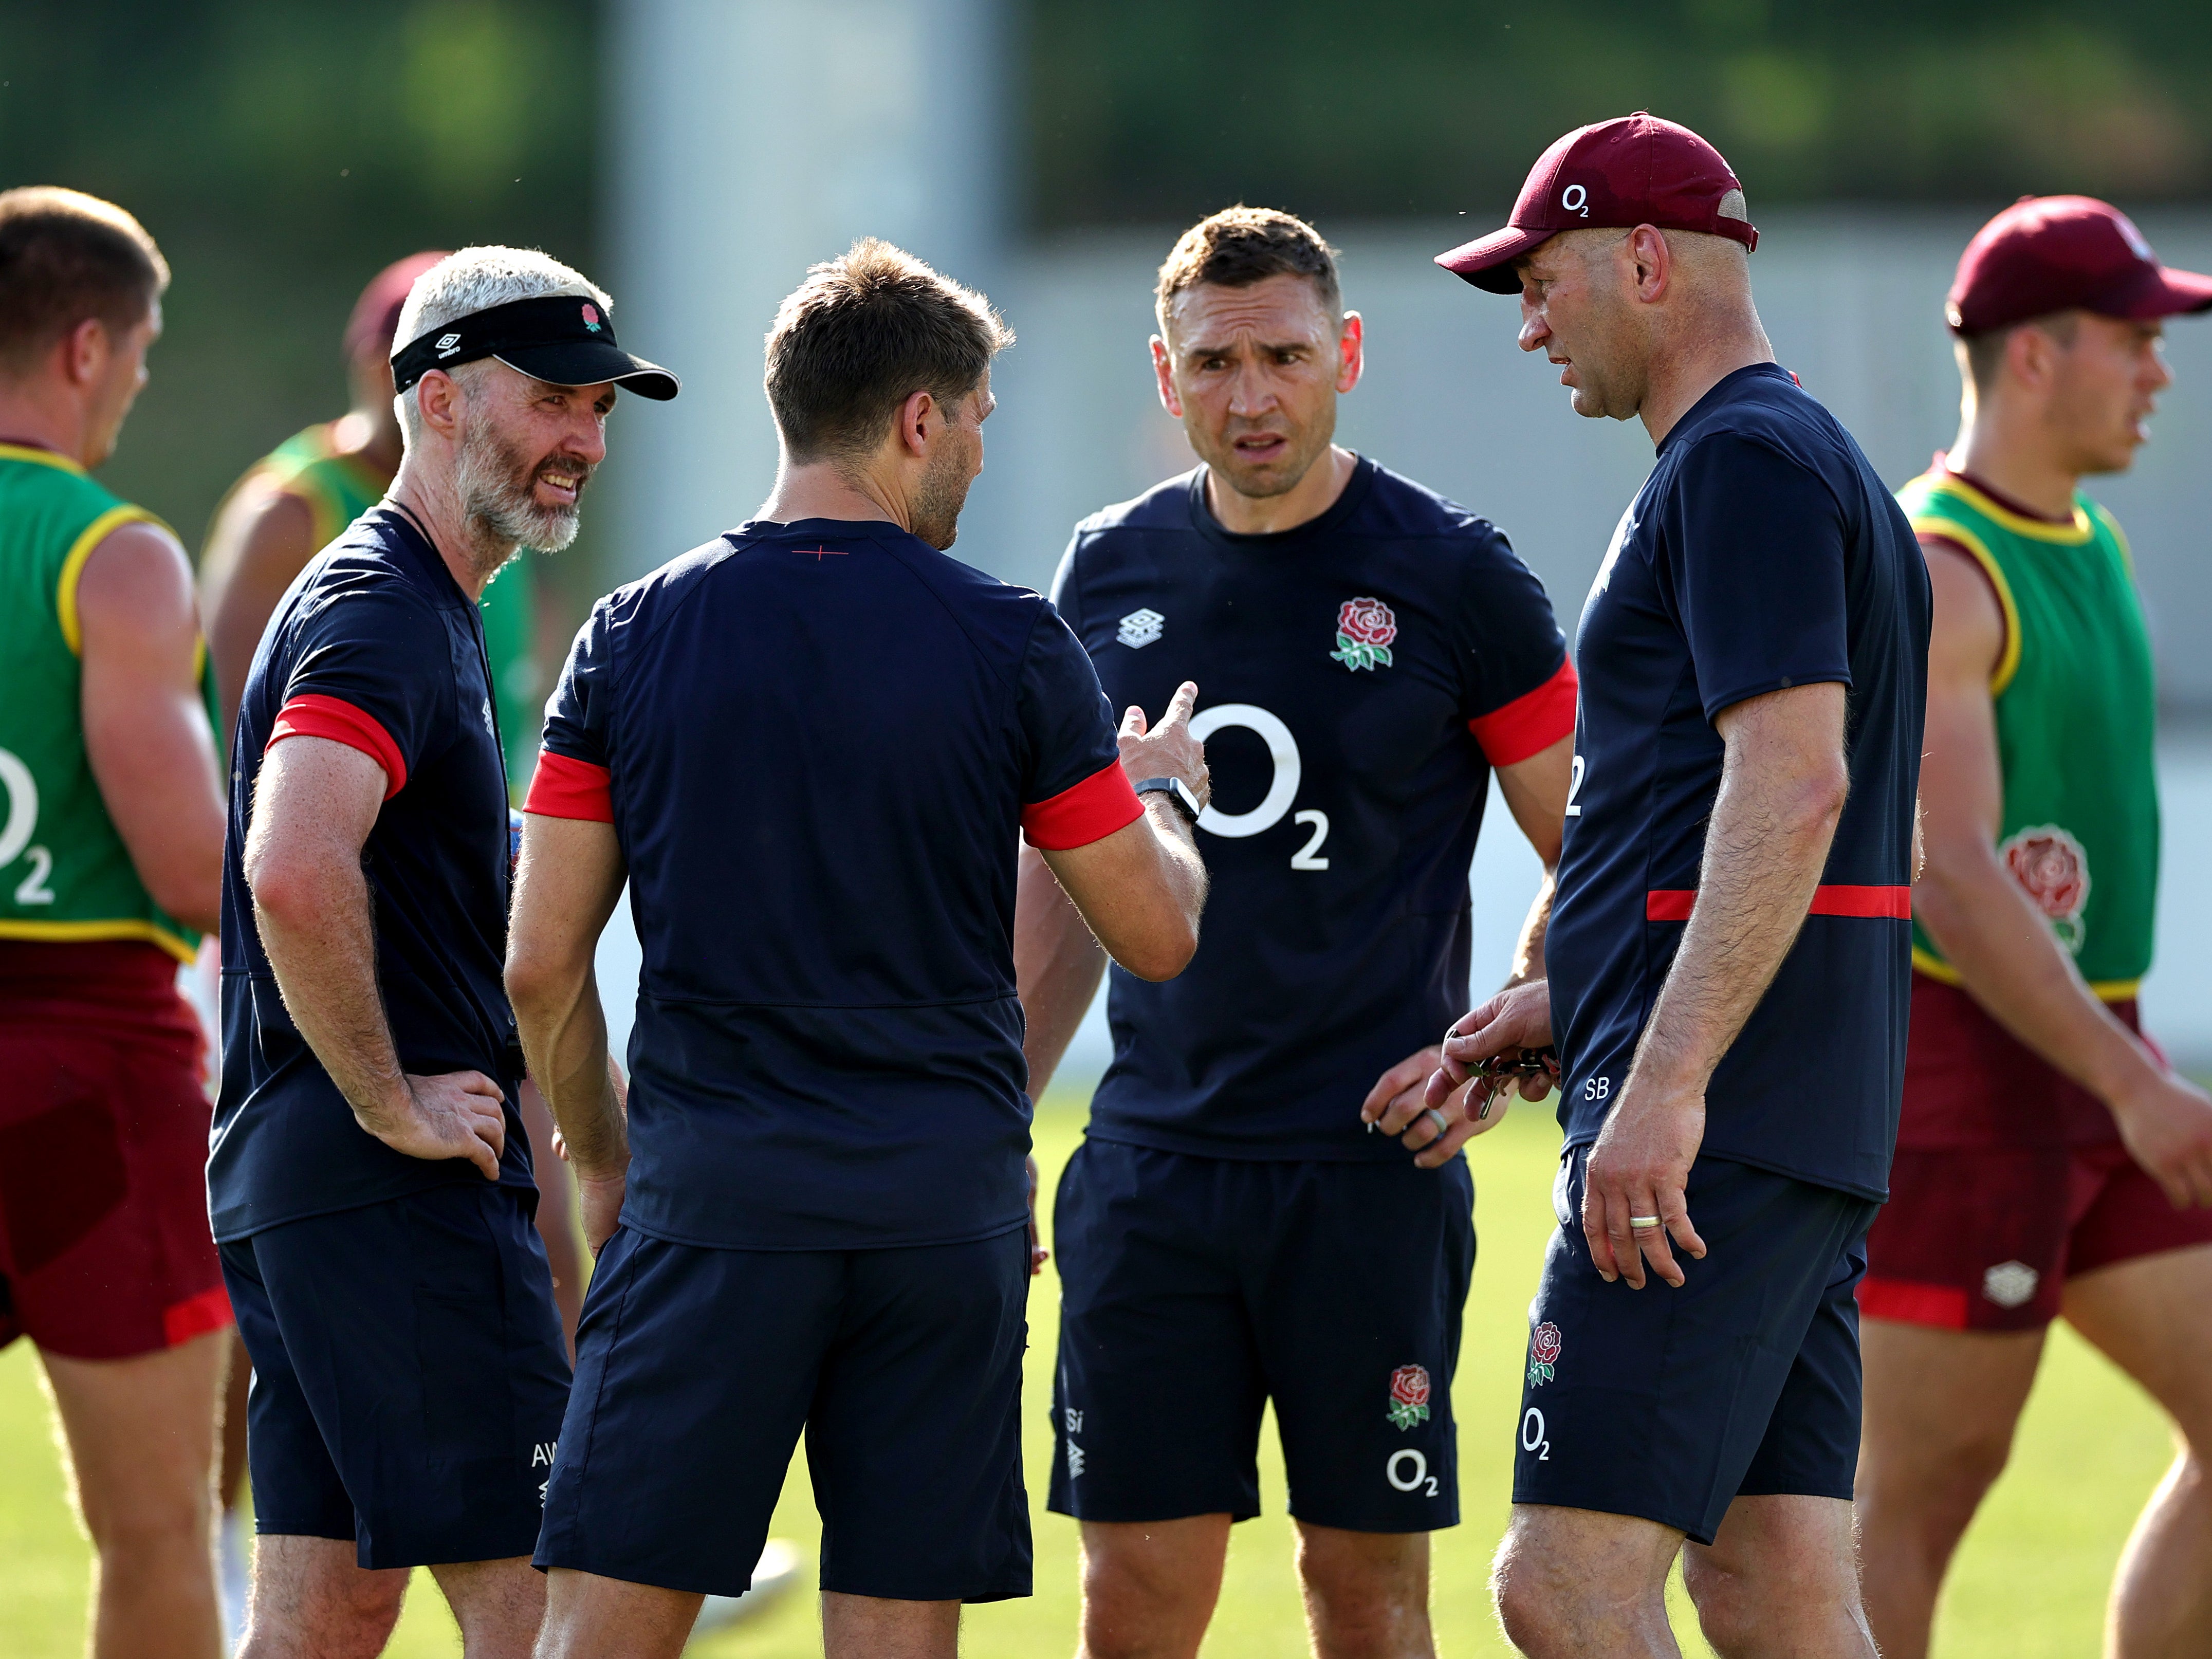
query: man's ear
59 316 107 389
1627 225 1671 304
1150 336 1184 420
1336 312 1366 395
895 387 935 458
414 370 464 440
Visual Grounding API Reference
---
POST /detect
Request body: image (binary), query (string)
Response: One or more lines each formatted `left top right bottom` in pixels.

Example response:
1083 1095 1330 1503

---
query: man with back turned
510 239 1211 1659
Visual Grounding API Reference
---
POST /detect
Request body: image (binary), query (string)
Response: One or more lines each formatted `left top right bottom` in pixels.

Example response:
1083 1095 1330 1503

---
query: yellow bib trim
57 504 176 656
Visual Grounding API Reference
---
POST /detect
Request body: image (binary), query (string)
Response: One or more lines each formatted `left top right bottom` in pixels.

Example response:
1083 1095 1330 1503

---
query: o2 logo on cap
581 303 603 334
1561 184 1590 218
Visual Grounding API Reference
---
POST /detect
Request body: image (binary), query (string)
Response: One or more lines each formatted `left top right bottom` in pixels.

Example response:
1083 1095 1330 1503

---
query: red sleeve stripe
1023 761 1145 851
1646 884 1911 923
1468 657 1578 766
269 694 406 799
524 750 615 823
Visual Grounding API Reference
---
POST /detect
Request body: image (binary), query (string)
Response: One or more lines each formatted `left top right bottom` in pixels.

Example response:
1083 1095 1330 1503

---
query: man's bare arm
245 734 505 1177
506 813 631 1249
200 486 318 734
1584 680 1849 1290
77 521 226 933
1013 844 1107 1102
1916 541 2212 1207
1495 731 1572 985
1015 679 1211 1101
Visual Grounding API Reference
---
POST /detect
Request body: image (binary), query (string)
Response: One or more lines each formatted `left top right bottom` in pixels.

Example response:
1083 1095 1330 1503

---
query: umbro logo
1118 608 1165 650
436 333 463 357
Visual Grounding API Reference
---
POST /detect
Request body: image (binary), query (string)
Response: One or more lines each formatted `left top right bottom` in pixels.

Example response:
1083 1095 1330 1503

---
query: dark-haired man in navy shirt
217 248 678 1656
1429 117 1929 1657
1019 207 1576 1658
510 239 1211 1659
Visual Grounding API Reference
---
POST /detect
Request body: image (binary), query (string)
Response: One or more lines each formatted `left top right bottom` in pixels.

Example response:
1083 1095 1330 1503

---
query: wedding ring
1629 1215 1663 1230
1423 1108 1450 1136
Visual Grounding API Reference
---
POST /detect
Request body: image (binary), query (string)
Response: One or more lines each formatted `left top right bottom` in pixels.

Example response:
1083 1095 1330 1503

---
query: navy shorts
219 1182 571 1569
537 1224 1031 1602
1049 1139 1474 1532
1513 1146 1878 1544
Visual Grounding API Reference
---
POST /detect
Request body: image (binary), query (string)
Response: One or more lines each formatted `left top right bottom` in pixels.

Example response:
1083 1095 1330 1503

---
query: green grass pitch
0 1092 2178 1656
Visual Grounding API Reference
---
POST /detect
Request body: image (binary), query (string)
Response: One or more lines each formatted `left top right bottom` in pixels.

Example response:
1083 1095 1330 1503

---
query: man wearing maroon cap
1424 114 1929 1656
1856 196 2212 1659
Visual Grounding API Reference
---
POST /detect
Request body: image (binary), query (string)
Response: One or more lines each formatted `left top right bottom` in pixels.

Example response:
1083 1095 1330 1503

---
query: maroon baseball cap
1436 113 1758 295
1946 196 2212 335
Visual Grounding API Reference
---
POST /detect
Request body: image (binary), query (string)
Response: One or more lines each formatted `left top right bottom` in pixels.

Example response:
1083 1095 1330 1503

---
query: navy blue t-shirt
1054 457 1576 1160
528 518 1133 1251
1546 364 1931 1201
211 506 532 1242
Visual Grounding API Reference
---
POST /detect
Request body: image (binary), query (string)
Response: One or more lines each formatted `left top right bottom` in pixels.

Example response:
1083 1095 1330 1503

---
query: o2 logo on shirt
1186 704 1329 871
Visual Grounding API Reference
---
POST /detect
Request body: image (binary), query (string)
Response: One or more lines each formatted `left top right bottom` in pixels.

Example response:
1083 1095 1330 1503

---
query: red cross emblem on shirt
798 546 846 560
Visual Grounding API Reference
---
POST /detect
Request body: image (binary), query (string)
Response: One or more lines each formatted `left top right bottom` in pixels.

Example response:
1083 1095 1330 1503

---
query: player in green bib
201 252 543 784
1857 197 2212 1659
0 187 232 1659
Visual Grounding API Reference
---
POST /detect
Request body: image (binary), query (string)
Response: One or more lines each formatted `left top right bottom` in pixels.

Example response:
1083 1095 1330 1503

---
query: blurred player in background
215 247 674 1657
196 251 587 1645
0 187 229 1659
1018 207 1574 1659
1433 115 1928 1656
1856 197 2212 1659
514 240 1209 1659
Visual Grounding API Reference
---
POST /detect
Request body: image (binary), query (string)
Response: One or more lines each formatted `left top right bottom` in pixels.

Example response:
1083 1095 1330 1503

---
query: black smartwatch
1133 776 1202 825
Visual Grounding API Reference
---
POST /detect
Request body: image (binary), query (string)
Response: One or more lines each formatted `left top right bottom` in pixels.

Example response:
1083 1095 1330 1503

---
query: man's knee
1079 1518 1228 1657
243 1538 407 1659
1491 1506 1679 1659
1294 1525 1427 1645
1865 1421 2014 1536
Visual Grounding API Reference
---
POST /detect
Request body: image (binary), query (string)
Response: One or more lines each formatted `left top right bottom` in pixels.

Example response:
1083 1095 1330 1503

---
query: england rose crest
2000 824 2090 952
1386 1363 1431 1430
1527 1321 1562 1389
1331 597 1396 672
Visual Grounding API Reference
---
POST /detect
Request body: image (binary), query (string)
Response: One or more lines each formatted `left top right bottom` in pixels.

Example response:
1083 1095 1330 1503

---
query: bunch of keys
1470 1046 1560 1118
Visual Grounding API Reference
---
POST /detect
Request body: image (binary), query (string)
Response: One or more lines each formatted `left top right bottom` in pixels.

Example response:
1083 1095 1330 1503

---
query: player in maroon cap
1426 114 1929 1657
1855 196 2212 1659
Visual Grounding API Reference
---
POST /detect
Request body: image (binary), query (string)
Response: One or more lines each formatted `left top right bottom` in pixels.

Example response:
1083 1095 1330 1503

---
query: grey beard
454 419 583 557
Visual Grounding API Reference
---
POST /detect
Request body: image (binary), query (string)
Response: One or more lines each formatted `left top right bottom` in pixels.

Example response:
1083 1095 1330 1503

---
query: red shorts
1862 975 2212 1332
0 942 231 1360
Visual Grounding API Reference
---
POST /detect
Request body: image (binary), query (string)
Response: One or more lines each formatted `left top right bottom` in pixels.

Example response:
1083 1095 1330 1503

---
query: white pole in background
601 0 1009 584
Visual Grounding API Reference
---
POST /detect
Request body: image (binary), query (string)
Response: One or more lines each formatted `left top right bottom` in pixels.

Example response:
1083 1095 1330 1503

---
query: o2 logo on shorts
1385 1448 1440 1496
1521 1407 1552 1463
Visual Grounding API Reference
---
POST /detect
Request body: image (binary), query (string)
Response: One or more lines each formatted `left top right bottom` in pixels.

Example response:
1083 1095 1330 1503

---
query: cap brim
2123 265 2212 320
494 341 681 401
1434 225 1553 294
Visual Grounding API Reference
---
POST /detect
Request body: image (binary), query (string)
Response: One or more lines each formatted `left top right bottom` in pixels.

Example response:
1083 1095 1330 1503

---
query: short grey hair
393 246 612 444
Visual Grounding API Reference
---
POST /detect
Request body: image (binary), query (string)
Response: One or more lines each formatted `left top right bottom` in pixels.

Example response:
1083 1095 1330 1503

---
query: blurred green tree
1025 0 2212 228
0 0 597 575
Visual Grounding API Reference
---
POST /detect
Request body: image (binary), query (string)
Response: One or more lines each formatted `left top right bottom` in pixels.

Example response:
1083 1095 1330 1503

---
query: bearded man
211 247 677 1659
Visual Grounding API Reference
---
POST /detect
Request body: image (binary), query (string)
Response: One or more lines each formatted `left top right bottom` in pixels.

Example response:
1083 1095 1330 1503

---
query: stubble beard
910 431 975 550
454 411 586 571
